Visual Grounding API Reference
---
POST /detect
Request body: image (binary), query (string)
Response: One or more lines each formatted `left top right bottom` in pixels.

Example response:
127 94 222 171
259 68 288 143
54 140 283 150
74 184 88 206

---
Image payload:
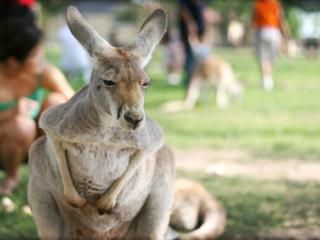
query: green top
0 78 45 119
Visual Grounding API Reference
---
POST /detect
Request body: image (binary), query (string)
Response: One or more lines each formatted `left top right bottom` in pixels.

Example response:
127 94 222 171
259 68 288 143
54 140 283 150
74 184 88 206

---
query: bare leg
261 60 273 91
261 60 272 76
124 146 174 240
0 115 36 195
256 35 277 91
0 142 23 195
184 78 201 109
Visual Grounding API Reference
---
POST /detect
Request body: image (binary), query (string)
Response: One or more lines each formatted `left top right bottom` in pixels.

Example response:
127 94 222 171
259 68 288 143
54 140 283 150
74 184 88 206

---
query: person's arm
279 3 291 40
180 5 198 41
41 64 74 99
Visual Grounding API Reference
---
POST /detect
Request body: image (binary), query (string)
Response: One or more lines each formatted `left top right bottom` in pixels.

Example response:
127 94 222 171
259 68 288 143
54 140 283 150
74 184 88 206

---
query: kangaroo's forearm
49 138 84 205
112 151 145 193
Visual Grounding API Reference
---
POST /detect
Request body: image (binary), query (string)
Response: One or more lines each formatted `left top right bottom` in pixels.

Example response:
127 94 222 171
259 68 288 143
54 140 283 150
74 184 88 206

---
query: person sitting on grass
0 18 74 195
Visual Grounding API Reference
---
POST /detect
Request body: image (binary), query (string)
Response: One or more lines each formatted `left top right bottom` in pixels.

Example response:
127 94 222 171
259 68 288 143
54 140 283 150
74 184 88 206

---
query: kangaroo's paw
65 191 87 208
96 192 118 215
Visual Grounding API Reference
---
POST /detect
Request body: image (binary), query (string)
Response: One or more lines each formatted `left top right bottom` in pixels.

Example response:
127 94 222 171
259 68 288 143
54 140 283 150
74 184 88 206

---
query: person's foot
262 75 274 91
0 178 18 195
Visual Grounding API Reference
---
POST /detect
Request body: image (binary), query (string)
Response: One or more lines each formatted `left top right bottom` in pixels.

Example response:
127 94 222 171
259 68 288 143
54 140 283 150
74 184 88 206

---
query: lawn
0 46 319 239
181 170 320 240
146 47 320 160
1 168 320 240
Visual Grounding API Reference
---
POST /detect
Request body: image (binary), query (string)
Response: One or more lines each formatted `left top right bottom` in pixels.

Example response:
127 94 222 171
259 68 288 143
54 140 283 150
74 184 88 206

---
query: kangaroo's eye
102 79 116 86
142 82 150 88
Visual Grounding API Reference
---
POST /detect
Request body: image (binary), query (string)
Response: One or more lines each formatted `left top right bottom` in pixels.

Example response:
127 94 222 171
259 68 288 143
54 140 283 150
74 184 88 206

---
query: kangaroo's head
66 6 167 130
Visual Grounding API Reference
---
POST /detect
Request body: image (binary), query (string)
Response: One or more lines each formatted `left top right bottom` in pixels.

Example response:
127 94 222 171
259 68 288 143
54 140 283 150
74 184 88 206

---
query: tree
282 0 320 12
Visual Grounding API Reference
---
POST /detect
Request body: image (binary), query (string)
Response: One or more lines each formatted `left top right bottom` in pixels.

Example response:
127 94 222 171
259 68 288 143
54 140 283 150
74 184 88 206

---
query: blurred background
1 0 320 239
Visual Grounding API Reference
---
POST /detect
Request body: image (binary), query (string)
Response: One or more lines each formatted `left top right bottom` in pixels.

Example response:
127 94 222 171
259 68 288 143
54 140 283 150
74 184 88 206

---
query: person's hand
16 97 39 116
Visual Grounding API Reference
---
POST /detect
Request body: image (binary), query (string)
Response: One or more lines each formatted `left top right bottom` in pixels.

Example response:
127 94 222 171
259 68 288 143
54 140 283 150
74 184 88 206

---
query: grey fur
28 6 173 240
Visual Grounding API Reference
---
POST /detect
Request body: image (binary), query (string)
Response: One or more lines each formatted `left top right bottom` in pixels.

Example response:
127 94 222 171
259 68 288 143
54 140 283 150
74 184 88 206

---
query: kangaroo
28 6 174 240
161 57 243 112
169 178 226 240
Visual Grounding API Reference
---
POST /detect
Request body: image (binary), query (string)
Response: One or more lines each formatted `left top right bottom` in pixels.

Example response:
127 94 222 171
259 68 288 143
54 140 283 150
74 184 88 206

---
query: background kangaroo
28 6 174 240
161 57 243 112
169 178 226 240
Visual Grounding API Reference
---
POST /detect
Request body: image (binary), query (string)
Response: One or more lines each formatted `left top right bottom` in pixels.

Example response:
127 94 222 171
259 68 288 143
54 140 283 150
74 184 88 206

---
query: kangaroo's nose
124 113 144 129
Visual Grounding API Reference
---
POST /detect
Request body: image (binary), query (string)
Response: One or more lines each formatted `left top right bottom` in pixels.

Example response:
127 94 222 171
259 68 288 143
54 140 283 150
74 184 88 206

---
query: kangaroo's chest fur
41 136 157 231
63 142 136 201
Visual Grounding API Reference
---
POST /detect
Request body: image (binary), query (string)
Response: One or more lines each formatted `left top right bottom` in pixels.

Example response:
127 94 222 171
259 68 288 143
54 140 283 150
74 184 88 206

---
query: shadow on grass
179 170 320 240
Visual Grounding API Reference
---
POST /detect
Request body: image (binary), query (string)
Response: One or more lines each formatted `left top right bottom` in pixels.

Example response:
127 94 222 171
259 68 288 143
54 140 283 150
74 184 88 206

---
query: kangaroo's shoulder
40 85 92 138
145 115 162 132
145 115 164 145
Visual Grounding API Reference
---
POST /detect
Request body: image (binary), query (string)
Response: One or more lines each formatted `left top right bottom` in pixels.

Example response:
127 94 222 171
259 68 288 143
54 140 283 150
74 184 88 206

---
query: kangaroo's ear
66 6 113 57
126 9 167 68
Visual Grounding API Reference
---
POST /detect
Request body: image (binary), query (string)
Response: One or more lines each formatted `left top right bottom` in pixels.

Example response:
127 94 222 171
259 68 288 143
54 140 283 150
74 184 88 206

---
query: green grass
145 47 320 160
1 168 320 239
1 47 320 239
0 168 37 240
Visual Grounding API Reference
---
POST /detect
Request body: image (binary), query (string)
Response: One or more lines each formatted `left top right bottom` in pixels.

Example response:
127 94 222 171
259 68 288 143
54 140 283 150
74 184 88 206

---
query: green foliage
37 0 68 14
210 0 253 20
282 0 320 12
284 9 300 38
112 4 141 23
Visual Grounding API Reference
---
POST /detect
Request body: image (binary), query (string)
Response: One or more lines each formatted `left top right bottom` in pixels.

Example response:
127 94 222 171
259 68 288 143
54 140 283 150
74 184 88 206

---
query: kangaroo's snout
124 110 144 130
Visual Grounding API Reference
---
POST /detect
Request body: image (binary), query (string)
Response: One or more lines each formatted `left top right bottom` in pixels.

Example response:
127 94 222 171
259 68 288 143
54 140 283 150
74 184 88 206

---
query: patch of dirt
174 148 320 239
260 227 320 240
174 148 320 182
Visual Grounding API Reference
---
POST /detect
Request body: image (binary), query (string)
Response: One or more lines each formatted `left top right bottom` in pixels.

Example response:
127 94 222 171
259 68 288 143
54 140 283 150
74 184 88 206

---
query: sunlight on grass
145 47 320 160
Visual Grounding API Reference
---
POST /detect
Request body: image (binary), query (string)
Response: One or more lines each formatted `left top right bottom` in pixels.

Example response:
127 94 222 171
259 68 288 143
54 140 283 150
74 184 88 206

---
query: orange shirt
253 0 281 28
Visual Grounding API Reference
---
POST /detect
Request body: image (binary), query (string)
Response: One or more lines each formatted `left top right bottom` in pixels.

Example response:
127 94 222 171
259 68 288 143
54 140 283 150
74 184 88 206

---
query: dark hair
0 1 35 24
0 18 42 62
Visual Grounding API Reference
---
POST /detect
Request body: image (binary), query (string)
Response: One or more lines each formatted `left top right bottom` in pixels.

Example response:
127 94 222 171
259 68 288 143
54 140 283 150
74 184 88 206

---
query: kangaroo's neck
85 86 113 123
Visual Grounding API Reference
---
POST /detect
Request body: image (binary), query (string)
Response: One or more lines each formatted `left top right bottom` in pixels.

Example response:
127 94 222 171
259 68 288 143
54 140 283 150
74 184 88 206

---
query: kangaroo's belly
59 171 154 234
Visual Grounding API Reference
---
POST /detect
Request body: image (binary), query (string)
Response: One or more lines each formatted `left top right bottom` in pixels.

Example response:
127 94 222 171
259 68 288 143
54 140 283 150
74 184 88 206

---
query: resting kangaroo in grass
170 178 226 240
28 6 174 240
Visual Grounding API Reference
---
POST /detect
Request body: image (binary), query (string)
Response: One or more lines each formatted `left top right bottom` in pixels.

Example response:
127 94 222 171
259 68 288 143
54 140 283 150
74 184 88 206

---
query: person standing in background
252 0 290 91
178 0 207 87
